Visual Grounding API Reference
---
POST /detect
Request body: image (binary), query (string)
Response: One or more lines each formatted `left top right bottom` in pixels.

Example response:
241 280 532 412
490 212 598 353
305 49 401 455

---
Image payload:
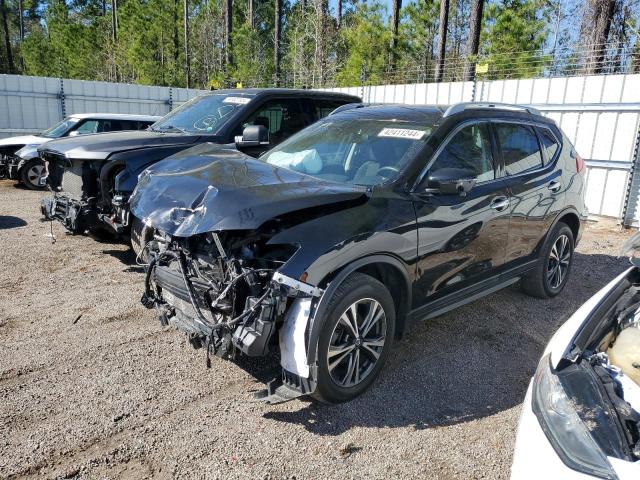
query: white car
512 238 640 479
0 113 159 189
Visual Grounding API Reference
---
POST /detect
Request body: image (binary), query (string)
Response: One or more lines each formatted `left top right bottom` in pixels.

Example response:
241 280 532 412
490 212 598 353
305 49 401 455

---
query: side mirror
235 125 269 148
423 167 477 196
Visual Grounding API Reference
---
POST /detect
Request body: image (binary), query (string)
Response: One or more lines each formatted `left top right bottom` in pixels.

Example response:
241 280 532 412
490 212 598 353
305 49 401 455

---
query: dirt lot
0 179 635 480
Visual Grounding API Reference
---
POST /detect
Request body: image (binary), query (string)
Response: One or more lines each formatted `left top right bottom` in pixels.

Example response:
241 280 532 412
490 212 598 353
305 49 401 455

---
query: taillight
575 154 585 173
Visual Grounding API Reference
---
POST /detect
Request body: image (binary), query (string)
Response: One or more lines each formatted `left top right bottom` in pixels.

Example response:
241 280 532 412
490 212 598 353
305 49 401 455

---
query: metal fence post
167 87 173 112
622 124 640 227
58 78 66 119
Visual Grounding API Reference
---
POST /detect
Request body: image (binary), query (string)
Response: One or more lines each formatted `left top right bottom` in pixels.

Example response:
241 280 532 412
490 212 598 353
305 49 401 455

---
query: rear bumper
41 195 98 233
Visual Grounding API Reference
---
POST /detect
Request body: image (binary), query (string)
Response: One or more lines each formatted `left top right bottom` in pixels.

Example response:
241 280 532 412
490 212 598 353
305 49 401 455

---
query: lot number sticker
223 96 251 105
378 128 425 140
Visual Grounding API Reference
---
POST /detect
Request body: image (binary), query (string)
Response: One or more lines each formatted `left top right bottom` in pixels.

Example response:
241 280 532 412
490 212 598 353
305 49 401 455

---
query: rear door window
494 123 543 175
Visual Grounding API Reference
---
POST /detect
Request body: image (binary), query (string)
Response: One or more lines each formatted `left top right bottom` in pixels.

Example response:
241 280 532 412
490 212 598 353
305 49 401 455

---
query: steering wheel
376 166 399 178
193 115 219 131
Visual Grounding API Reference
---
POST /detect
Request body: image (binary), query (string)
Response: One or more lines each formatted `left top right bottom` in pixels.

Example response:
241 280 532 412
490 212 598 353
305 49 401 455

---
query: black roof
329 102 556 127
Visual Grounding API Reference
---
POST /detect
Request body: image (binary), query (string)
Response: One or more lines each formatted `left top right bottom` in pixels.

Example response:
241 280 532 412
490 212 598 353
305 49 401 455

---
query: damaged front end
40 151 95 233
141 228 323 403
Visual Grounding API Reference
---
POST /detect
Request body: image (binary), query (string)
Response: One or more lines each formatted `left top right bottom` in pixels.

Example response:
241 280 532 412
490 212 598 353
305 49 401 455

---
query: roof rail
329 102 370 115
443 102 542 118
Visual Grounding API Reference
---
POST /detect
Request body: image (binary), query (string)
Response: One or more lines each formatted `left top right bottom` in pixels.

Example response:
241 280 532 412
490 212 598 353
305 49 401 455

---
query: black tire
312 272 395 404
522 222 574 299
19 159 47 190
131 215 153 263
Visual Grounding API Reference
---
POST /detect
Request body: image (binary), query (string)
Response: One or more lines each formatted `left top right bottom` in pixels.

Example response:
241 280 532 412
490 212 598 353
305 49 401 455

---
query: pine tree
463 0 484 80
482 0 549 79
435 0 450 82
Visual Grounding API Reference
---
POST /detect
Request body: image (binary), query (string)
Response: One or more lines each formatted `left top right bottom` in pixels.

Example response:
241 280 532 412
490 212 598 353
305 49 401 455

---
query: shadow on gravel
102 248 145 273
0 215 27 229
264 251 630 435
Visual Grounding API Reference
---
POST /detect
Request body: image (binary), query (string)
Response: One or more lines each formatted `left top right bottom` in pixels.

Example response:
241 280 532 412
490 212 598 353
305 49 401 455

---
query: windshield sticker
378 128 426 140
223 96 251 105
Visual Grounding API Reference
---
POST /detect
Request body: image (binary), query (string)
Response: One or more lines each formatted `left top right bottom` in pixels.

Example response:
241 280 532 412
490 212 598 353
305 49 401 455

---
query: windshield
151 93 253 134
261 116 436 186
41 118 80 138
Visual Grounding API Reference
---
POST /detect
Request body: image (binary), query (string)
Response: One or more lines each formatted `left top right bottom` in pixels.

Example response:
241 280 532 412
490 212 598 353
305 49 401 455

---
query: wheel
522 222 574 299
131 215 154 263
312 272 395 404
19 159 47 190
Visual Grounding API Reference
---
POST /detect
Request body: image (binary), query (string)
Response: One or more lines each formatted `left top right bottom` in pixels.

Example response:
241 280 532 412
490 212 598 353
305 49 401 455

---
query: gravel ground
0 178 635 480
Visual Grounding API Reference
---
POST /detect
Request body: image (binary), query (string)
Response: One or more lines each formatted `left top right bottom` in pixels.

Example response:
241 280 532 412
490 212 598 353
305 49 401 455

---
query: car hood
130 143 369 237
0 135 44 147
38 130 204 161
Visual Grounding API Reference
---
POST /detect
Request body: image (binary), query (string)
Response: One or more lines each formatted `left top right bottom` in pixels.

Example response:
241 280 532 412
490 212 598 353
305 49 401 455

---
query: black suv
39 89 360 243
131 102 587 404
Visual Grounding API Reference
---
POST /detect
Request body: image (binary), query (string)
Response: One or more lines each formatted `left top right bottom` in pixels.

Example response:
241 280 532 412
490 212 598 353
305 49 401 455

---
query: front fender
304 253 412 365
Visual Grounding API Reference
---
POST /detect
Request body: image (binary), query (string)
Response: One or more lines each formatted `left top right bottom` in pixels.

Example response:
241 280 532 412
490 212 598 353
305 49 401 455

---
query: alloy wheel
26 164 45 187
326 298 387 388
547 234 571 289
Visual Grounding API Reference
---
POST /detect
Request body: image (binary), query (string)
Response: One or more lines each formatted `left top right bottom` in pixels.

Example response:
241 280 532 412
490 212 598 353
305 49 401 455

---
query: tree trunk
336 0 341 28
584 0 616 74
274 0 282 85
184 0 190 87
112 0 118 42
248 0 254 28
0 0 14 73
18 0 24 39
225 0 233 76
463 0 484 81
434 0 449 82
173 0 179 83
422 0 433 80
389 0 401 72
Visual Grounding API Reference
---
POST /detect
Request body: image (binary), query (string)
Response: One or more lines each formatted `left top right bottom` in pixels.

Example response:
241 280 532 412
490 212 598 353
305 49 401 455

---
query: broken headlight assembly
532 354 617 480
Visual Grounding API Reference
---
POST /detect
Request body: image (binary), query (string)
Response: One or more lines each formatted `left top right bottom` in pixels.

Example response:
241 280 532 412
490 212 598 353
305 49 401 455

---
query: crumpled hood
130 143 368 237
38 130 204 161
0 135 44 147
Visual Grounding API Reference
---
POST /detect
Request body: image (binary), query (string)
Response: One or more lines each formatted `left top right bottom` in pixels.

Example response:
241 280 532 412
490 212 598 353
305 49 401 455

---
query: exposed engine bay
140 226 322 400
573 281 640 460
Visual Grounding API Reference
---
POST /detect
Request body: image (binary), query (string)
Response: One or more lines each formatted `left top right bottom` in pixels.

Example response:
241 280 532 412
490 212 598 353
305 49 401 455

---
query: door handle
490 196 510 211
548 180 562 193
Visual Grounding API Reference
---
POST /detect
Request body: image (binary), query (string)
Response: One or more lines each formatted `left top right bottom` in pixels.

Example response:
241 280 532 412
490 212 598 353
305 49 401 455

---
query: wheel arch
306 254 412 364
556 210 581 244
533 207 583 257
98 159 126 205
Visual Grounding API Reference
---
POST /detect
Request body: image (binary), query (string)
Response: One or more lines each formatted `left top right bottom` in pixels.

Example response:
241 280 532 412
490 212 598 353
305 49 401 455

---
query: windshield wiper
151 125 188 133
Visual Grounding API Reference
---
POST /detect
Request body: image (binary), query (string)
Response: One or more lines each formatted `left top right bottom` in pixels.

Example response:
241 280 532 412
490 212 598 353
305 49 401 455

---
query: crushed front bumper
41 195 98 233
143 249 322 403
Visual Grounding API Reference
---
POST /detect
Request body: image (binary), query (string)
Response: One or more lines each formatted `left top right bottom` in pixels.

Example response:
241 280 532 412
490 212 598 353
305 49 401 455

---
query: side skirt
407 260 538 322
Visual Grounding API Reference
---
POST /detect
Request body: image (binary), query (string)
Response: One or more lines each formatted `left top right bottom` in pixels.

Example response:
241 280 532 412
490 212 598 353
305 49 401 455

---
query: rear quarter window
537 127 560 165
